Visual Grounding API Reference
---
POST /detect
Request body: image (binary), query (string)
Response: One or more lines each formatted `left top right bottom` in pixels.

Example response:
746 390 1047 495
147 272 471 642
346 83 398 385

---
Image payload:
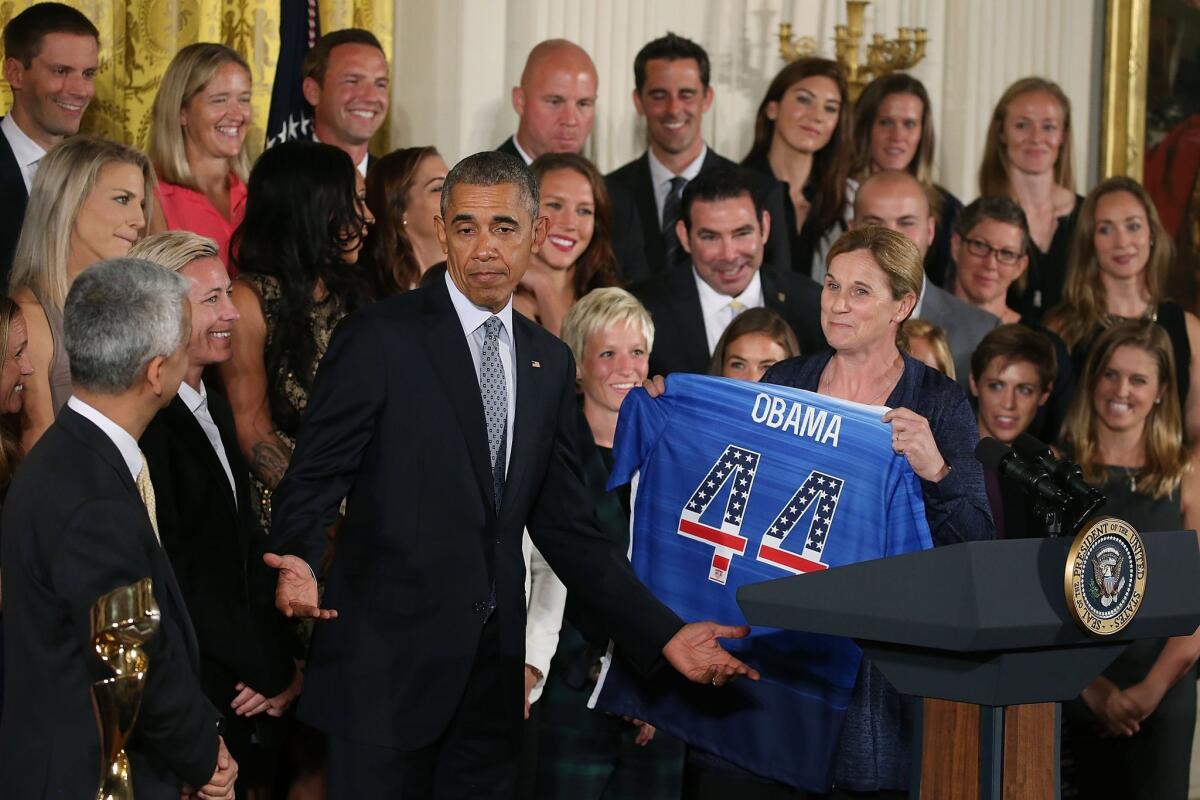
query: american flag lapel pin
531 360 541 368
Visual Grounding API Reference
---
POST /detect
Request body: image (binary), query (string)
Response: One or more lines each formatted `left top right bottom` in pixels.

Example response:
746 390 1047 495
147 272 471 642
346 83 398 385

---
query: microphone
1012 433 1097 501
975 437 1070 506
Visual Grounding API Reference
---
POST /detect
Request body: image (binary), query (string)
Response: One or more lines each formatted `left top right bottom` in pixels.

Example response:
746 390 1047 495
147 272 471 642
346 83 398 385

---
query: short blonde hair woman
9 135 153 450
148 42 252 275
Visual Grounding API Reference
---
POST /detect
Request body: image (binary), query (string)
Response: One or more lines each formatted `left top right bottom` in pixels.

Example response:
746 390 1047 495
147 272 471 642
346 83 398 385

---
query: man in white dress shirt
0 2 99 278
302 28 388 178
633 165 824 376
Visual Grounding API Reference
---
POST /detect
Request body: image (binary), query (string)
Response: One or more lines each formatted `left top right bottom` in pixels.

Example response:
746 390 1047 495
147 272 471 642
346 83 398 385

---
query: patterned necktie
135 452 161 545
479 317 507 510
662 176 688 266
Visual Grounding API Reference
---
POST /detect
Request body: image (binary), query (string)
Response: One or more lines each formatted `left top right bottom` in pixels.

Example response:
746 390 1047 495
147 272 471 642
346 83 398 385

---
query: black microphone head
1012 432 1054 463
975 437 1013 472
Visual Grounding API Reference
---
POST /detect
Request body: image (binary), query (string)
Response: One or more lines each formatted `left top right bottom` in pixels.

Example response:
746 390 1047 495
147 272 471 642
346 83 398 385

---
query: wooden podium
737 533 1200 799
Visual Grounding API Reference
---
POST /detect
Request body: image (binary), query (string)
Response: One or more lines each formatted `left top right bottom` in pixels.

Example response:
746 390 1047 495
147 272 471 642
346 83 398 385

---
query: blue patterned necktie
479 316 507 510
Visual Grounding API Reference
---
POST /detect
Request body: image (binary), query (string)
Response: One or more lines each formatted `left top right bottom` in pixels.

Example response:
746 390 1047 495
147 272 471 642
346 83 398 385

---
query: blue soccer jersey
592 374 933 791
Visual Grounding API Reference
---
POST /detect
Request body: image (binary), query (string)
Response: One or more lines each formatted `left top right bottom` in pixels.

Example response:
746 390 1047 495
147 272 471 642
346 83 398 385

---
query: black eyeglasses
964 237 1023 265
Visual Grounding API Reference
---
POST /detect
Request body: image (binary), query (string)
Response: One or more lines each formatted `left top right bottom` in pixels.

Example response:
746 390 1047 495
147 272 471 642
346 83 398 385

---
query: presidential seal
1064 516 1147 636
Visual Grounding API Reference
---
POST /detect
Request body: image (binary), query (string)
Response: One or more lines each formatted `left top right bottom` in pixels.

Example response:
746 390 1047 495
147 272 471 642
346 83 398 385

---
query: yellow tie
136 452 161 545
728 299 745 322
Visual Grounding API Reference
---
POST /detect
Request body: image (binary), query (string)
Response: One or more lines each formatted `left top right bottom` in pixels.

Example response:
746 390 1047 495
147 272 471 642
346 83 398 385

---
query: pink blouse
156 172 248 277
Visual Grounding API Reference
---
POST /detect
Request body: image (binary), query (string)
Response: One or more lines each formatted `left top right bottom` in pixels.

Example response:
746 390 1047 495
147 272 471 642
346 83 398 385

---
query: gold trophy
90 578 161 800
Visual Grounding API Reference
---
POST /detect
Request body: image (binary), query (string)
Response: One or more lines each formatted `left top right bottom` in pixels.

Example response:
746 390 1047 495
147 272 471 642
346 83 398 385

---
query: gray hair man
0 257 238 799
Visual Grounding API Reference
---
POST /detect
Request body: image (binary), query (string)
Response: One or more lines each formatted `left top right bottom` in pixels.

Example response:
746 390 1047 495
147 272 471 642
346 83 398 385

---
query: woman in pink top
149 43 251 276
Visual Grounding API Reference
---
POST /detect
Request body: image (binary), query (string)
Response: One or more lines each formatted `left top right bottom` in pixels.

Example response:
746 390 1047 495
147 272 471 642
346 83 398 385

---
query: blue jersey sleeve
607 384 671 491
885 462 935 556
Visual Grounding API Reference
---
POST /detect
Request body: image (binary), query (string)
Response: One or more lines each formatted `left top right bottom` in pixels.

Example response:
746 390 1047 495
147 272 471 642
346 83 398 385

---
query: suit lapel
669 266 714 365
422 282 495 510
502 316 541 516
164 396 238 517
58 407 202 665
207 390 253 516
761 270 788 309
631 154 665 269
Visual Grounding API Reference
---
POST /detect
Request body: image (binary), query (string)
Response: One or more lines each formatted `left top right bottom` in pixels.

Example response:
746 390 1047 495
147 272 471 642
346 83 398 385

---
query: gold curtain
0 0 392 157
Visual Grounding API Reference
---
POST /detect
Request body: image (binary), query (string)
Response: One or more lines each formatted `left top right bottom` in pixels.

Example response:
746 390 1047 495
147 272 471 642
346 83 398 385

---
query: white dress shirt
912 274 929 318
523 530 567 703
1 114 46 192
510 135 535 166
445 271 516 467
693 268 764 354
648 144 707 227
177 380 237 505
67 396 143 483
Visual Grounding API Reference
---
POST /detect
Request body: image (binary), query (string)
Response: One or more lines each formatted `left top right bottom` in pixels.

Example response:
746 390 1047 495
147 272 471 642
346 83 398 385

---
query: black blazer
0 406 220 798
271 277 683 750
633 264 827 377
0 118 28 286
606 147 793 279
494 135 651 282
496 135 521 160
140 391 295 757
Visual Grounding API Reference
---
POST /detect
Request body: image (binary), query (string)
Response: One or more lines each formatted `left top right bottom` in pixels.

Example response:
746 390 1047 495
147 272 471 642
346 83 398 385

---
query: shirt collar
67 396 143 482
444 270 514 341
510 135 535 166
648 143 707 189
693 266 763 317
176 380 207 414
313 131 368 176
914 274 928 317
1 114 46 169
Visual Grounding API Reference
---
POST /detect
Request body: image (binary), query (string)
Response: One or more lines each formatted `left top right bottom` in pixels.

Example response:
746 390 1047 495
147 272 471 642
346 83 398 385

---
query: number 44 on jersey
676 443 846 585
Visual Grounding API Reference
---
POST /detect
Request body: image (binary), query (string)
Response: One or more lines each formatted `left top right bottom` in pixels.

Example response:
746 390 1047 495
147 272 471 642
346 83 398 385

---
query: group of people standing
0 2 1197 798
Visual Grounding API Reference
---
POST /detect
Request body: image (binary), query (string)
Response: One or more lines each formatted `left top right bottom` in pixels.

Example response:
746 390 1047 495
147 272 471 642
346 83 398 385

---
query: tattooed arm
220 281 293 491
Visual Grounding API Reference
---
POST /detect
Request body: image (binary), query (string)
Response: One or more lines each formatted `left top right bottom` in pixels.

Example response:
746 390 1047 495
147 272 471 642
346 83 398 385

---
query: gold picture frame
1100 0 1151 180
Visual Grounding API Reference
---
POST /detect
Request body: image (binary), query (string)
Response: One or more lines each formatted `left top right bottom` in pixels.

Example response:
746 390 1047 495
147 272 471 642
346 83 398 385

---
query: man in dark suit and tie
0 258 236 799
494 39 648 282
634 165 825 377
0 3 99 280
606 33 792 280
134 232 299 794
264 151 757 798
302 28 388 178
495 39 597 165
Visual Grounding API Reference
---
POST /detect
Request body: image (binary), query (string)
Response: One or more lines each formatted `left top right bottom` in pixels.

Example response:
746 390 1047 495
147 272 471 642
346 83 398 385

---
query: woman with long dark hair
361 146 448 297
743 58 854 279
220 140 372 532
513 152 619 337
851 73 960 286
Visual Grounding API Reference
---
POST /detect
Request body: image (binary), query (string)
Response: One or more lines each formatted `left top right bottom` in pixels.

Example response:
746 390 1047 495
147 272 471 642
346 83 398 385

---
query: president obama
265 151 757 798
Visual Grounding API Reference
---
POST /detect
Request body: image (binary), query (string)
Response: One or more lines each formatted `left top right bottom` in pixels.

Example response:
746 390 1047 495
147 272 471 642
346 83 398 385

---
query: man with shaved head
498 39 597 163
852 170 998 385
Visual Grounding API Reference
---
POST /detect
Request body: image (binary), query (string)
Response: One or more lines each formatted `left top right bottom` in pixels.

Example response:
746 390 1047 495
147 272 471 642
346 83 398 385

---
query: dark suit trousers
327 616 523 798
